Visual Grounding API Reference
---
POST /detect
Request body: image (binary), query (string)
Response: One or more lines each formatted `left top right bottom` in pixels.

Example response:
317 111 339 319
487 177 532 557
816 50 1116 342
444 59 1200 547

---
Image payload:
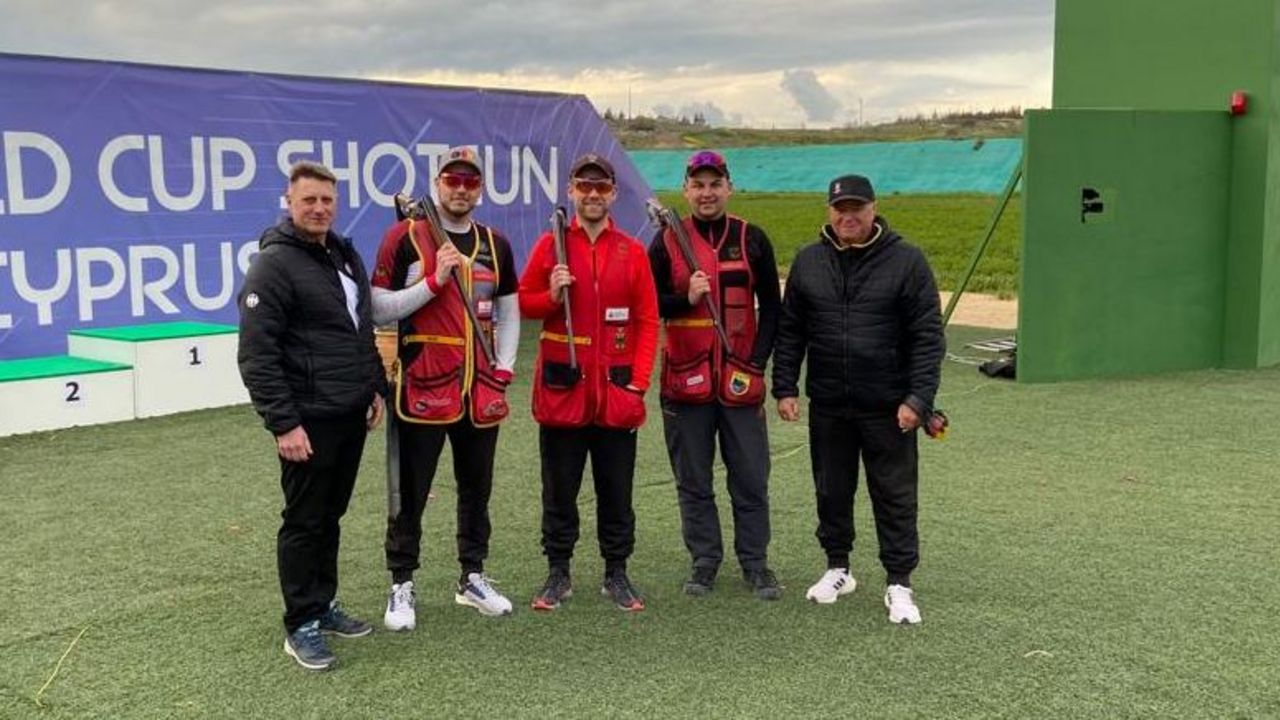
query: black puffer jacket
238 220 385 434
771 218 944 416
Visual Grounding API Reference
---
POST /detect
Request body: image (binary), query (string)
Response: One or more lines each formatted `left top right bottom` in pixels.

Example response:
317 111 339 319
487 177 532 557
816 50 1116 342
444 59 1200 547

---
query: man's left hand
368 394 385 430
897 403 920 433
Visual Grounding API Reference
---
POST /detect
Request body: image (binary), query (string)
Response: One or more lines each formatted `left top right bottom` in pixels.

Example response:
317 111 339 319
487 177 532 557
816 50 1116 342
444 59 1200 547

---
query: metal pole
942 156 1023 327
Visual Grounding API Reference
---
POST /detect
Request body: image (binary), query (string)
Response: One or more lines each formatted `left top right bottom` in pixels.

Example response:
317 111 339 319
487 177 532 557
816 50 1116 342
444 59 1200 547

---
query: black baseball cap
828 174 875 205
570 153 616 181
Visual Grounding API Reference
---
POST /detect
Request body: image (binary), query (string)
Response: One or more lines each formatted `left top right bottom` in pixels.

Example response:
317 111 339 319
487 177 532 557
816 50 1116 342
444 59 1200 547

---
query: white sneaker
384 581 416 631
455 572 514 617
885 584 922 624
805 568 856 604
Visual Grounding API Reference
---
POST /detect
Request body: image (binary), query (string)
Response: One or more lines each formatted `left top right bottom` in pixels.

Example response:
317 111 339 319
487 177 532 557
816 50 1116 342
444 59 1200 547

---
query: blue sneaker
319 600 372 638
284 620 335 671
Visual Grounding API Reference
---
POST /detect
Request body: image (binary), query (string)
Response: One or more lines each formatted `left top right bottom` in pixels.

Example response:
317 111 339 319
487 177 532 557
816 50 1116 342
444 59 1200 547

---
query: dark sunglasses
440 173 482 191
686 150 727 171
573 179 615 195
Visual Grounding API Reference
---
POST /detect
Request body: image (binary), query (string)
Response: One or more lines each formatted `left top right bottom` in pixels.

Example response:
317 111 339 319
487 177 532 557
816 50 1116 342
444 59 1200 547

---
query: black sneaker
531 568 573 611
683 566 717 596
744 568 783 601
601 571 646 612
319 600 373 637
283 620 335 671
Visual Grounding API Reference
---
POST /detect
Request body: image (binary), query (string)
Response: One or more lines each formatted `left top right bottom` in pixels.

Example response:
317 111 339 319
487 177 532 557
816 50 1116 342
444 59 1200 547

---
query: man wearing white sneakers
371 147 519 628
772 174 944 625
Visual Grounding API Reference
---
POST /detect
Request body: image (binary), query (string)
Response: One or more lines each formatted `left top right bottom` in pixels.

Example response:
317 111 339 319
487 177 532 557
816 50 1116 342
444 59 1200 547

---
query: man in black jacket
238 161 386 670
772 174 944 625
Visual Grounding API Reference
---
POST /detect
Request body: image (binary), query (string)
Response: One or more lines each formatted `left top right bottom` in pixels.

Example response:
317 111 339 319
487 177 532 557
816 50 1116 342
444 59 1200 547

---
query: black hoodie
237 220 385 434
771 217 944 416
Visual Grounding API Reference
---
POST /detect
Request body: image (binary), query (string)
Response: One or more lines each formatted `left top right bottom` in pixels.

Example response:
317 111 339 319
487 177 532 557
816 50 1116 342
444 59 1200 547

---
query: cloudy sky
1 0 1055 128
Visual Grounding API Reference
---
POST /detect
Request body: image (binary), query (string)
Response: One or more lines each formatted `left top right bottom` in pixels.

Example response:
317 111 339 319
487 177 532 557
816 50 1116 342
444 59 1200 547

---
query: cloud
780 70 843 122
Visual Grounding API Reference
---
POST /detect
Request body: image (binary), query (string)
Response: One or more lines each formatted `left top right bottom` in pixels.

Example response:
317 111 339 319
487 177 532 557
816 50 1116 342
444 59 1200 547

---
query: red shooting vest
661 215 765 406
394 219 509 427
532 224 647 429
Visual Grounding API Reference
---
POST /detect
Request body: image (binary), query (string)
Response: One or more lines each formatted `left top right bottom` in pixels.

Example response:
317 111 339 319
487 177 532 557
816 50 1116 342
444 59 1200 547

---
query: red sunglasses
440 173 482 191
573 179 615 195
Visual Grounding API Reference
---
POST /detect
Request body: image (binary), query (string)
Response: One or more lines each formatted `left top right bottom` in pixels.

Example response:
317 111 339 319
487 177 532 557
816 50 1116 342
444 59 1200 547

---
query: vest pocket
533 361 590 428
719 356 766 407
401 366 464 422
661 350 715 403
470 369 510 427
601 364 646 429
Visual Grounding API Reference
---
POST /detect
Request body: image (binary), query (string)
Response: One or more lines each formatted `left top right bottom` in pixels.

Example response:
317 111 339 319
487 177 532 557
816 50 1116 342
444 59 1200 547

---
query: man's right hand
777 397 801 422
434 243 463 287
549 263 575 304
276 425 313 462
687 270 711 305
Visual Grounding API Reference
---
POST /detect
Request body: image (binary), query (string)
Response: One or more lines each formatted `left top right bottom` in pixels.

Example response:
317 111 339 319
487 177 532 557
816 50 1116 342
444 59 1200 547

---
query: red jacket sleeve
518 232 558 319
628 242 660 391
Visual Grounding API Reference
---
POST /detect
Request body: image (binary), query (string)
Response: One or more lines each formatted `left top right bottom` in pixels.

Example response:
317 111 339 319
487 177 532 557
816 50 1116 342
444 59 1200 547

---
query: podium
0 356 134 436
67 322 248 418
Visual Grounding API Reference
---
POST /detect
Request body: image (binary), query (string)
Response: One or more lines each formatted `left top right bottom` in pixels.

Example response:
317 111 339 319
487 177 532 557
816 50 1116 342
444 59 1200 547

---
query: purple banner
0 53 652 360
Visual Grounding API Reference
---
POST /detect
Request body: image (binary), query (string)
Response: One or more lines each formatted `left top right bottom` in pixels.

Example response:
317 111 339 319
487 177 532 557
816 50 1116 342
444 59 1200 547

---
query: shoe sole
455 593 513 617
683 583 713 596
322 625 373 638
530 588 573 612
806 577 857 604
600 586 645 612
885 598 922 624
283 638 335 671
384 613 415 632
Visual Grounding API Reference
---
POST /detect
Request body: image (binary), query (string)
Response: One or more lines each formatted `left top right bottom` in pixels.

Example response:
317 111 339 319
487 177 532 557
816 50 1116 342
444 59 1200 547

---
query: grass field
656 191 1022 297
2 324 1277 718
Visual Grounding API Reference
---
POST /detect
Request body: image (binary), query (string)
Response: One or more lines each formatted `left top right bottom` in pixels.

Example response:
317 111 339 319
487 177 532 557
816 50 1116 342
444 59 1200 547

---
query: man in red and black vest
648 150 783 600
371 146 519 629
519 153 660 612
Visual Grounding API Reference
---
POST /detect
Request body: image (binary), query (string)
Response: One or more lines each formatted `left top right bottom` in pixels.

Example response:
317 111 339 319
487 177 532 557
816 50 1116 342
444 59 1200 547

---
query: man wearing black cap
371 145 520 629
648 150 783 600
519 153 660 612
772 174 944 624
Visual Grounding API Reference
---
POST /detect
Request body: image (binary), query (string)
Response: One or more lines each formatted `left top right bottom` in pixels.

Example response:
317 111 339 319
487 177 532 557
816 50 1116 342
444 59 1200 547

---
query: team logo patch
685 374 706 387
244 293 259 309
728 370 752 396
605 307 630 323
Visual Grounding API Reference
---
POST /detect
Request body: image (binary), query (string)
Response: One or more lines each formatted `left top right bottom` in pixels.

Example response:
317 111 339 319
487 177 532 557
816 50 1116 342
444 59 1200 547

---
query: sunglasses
440 173 482 191
573 179 615 195
686 150 727 171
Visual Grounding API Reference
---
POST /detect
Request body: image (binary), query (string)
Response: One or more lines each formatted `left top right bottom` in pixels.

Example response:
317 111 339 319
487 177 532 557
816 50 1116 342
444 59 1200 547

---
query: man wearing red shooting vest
518 153 659 613
648 150 783 600
371 146 519 629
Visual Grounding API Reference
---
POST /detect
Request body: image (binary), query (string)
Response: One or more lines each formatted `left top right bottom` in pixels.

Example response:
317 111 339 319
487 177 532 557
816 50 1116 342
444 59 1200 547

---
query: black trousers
385 411 499 582
539 425 637 573
808 404 919 586
661 398 771 572
277 411 367 633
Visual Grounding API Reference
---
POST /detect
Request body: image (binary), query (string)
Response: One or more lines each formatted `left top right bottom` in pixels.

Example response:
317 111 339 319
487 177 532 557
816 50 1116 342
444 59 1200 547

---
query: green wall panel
1020 110 1230 382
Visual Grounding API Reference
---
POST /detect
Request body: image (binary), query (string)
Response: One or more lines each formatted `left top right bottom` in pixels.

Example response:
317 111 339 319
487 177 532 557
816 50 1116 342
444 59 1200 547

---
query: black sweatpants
277 411 367 633
661 398 771 572
808 403 919 586
385 411 499 583
539 425 637 574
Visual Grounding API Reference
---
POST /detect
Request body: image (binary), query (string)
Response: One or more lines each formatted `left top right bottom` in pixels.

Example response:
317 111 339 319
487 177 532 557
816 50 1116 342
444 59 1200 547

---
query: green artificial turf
1 325 1277 718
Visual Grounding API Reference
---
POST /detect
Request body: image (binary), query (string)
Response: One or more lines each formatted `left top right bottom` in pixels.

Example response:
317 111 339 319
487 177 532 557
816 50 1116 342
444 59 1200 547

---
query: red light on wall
1231 91 1248 116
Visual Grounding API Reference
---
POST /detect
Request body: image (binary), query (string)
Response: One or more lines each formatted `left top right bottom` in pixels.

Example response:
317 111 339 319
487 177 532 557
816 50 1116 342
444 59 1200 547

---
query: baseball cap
827 174 876 205
685 150 729 178
438 146 482 176
569 153 616 181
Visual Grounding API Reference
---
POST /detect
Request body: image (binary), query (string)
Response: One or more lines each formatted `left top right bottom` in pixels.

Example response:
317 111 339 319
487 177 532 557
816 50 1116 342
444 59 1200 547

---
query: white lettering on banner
209 137 256 211
76 247 127 321
486 146 519 205
128 245 181 316
415 143 449 185
2 131 72 215
9 248 73 324
99 135 149 212
525 146 557 204
148 135 206 212
0 241 259 328
362 142 415 208
321 141 361 208
183 242 234 311
0 253 10 329
276 139 315 209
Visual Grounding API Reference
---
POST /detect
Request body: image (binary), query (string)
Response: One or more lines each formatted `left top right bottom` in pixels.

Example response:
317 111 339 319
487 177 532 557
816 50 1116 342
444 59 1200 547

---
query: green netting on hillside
630 138 1022 194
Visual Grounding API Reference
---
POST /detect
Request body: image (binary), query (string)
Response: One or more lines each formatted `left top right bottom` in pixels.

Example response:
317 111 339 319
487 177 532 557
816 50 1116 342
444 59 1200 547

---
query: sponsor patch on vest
604 307 630 323
686 374 706 387
729 370 752 396
477 299 493 318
